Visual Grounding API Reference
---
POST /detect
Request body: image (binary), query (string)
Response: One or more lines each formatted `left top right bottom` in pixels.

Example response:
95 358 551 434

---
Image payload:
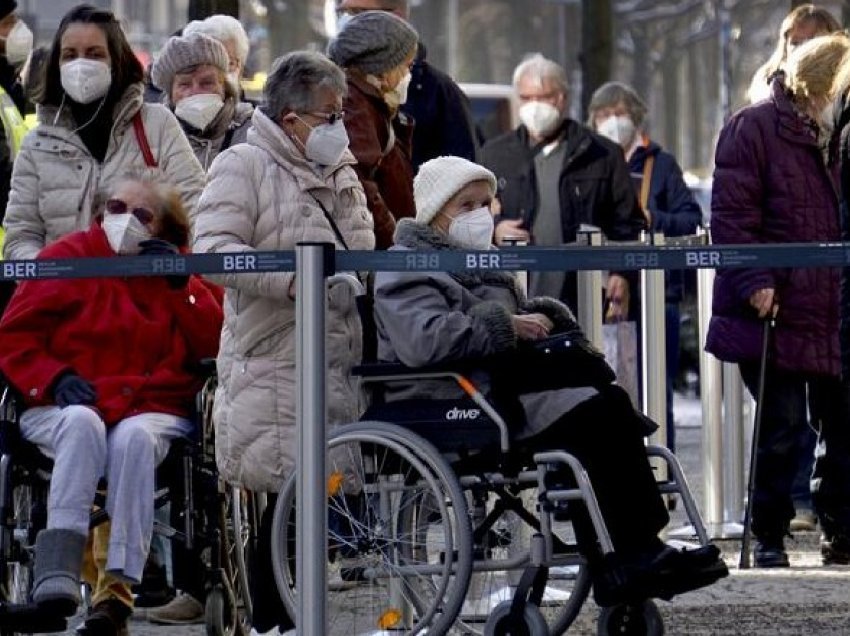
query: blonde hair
786 33 850 104
747 4 840 103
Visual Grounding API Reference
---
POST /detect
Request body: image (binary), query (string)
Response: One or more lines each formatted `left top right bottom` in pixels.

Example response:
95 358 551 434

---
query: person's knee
108 421 157 461
55 406 107 448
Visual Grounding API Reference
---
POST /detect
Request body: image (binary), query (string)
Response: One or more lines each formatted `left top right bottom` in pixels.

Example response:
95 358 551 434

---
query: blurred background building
16 0 850 176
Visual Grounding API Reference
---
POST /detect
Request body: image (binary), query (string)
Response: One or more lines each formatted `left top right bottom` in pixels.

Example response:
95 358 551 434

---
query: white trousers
19 405 192 583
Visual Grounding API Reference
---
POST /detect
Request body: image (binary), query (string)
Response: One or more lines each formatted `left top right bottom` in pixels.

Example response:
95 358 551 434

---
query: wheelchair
0 369 256 636
267 361 713 636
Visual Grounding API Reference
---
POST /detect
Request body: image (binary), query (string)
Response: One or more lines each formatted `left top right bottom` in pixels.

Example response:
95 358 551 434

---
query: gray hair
587 81 647 129
184 14 250 68
262 51 347 118
512 53 569 95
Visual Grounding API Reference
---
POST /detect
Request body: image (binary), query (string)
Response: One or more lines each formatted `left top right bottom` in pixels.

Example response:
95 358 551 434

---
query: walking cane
739 317 774 569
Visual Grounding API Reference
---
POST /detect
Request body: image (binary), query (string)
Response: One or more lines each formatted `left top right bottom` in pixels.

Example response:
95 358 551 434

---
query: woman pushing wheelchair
373 155 728 606
0 175 223 617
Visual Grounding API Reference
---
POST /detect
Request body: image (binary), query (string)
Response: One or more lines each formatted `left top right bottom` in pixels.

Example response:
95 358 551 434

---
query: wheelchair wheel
597 599 664 636
483 600 548 636
205 583 240 636
0 480 40 606
223 485 255 625
271 421 472 635
446 491 592 635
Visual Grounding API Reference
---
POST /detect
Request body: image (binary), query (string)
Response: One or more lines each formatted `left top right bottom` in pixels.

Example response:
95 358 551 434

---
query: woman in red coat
0 175 223 617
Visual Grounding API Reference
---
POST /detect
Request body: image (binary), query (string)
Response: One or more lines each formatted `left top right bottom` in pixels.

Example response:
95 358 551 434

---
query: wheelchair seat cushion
362 399 502 453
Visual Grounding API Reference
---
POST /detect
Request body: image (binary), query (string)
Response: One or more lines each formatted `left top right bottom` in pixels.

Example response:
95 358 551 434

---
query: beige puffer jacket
3 83 205 260
193 108 375 492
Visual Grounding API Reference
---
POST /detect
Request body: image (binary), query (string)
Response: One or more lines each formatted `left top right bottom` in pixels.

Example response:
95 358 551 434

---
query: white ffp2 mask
518 101 562 138
597 115 636 147
175 93 224 131
103 213 152 255
3 20 32 66
60 58 111 104
448 207 494 250
304 118 350 167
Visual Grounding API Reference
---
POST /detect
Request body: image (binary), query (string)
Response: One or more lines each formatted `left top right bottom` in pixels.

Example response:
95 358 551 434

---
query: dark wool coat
706 80 841 376
400 44 478 169
343 70 416 250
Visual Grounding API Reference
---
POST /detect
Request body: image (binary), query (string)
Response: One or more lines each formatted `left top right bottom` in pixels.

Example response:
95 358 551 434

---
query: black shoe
754 537 789 568
821 535 850 565
75 599 131 636
592 543 728 607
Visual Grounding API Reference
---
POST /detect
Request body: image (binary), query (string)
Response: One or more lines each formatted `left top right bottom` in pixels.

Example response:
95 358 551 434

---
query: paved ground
45 394 850 635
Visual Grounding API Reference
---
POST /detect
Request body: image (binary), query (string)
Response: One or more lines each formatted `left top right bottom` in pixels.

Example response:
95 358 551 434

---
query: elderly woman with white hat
150 32 253 171
373 155 728 608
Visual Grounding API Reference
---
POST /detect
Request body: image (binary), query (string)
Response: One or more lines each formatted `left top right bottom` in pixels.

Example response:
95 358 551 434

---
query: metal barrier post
696 228 730 538
641 231 667 443
576 228 604 350
502 237 528 294
721 362 745 536
295 242 333 635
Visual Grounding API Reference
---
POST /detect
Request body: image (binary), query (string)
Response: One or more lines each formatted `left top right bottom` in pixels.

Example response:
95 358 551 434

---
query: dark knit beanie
0 0 17 21
327 10 418 76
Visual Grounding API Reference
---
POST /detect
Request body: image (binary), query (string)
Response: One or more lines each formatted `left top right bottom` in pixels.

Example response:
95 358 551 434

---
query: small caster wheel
484 600 548 636
597 599 664 635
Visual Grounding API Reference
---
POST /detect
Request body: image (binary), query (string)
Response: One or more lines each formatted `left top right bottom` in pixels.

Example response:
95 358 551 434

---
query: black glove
139 239 189 289
53 373 97 407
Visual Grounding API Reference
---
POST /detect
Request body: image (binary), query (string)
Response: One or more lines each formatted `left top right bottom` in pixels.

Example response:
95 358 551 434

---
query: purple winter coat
705 80 841 377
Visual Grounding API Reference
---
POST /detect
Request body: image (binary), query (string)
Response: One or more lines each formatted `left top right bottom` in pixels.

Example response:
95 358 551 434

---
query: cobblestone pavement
46 394 850 635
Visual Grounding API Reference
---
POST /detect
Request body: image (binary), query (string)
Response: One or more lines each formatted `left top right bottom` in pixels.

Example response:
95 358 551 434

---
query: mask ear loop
52 93 66 126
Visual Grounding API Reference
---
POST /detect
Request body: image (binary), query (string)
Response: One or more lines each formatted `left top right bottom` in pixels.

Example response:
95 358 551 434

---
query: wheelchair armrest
195 358 218 376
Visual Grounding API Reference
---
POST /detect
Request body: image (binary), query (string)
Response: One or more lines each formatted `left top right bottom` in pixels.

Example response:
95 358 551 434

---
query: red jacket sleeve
0 279 78 402
166 275 224 364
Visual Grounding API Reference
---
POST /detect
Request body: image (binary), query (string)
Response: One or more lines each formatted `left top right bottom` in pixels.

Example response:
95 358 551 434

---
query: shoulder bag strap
639 153 655 226
133 111 158 168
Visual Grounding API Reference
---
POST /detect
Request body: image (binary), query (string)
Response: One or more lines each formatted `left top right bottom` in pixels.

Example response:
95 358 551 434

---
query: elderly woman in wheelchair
372 156 728 613
0 176 223 619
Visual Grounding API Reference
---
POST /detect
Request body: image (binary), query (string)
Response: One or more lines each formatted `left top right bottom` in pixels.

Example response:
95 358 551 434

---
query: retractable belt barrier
3 241 850 280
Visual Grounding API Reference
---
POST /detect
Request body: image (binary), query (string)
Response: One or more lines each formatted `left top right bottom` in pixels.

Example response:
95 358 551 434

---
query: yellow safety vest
0 87 35 256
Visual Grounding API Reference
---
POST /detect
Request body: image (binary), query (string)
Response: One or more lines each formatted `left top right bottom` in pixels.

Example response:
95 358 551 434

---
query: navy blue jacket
401 44 478 170
629 141 702 301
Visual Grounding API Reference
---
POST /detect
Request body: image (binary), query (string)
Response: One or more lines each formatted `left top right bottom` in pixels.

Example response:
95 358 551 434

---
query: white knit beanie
414 156 498 225
150 33 229 93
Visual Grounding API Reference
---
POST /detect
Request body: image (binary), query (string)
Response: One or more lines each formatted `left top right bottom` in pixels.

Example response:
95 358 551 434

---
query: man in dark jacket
480 54 645 311
337 0 478 169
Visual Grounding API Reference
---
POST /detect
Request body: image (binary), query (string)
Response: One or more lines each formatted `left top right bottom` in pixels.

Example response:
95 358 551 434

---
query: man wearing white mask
327 9 418 249
151 32 253 172
481 54 644 315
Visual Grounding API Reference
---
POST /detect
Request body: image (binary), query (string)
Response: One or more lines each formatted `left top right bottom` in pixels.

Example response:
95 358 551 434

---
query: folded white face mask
518 101 562 137
304 118 350 167
175 93 225 131
394 71 412 105
60 58 112 104
103 213 152 255
3 20 33 66
448 206 495 250
597 114 636 147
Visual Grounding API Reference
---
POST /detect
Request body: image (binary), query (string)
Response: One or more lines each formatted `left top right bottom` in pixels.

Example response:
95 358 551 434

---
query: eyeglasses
302 110 346 125
105 198 155 225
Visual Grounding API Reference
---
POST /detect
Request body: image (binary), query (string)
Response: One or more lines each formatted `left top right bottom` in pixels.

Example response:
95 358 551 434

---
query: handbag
488 330 616 395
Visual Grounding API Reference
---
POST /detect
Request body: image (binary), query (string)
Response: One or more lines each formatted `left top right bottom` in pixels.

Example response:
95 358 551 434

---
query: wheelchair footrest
0 602 69 632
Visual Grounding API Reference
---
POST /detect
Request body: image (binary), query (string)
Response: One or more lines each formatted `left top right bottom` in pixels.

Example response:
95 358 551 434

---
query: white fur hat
414 156 497 225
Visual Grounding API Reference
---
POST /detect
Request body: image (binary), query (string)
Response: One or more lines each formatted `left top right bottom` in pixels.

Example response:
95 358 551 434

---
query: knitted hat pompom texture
327 10 418 76
150 33 229 93
414 156 498 225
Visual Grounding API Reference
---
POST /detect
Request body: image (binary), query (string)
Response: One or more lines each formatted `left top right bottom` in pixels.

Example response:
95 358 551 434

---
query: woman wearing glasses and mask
0 175 222 620
192 50 374 635
2 4 204 262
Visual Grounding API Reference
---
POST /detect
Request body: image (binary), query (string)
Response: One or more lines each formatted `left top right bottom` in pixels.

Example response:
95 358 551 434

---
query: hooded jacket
0 222 223 425
706 79 840 376
3 83 205 260
192 107 375 491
